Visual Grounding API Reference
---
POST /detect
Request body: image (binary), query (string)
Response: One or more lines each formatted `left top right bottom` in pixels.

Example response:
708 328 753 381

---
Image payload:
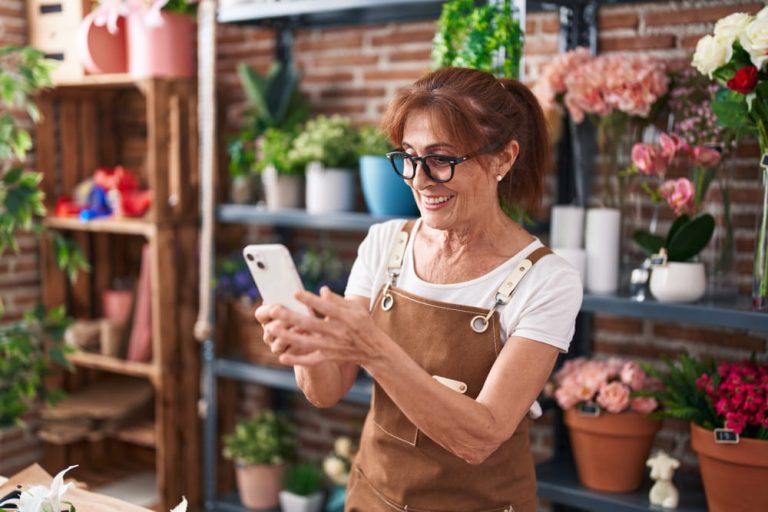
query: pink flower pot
127 11 195 79
77 11 128 75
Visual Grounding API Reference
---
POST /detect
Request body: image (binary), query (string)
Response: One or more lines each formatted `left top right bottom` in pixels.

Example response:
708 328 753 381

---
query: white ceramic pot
305 161 356 214
261 165 304 210
650 262 706 303
279 490 324 512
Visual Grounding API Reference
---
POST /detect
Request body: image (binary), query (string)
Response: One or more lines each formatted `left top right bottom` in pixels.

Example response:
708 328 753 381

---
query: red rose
727 65 759 94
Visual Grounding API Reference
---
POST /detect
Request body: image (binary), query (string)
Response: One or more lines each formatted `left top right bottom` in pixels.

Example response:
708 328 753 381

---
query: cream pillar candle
550 205 585 249
585 208 621 294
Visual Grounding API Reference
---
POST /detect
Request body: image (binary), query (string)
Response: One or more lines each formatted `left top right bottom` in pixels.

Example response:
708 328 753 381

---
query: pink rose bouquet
548 357 660 415
623 132 721 263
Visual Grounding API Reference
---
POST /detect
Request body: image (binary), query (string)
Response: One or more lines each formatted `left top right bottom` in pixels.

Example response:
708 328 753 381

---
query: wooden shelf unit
36 77 201 511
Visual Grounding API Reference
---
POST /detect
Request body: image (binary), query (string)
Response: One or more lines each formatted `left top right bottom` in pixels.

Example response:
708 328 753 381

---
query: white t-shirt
345 219 583 352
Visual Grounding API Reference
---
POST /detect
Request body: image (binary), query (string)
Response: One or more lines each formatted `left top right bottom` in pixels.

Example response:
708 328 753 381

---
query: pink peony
630 396 659 414
632 143 668 176
597 381 631 413
692 145 722 167
621 361 647 390
659 178 695 216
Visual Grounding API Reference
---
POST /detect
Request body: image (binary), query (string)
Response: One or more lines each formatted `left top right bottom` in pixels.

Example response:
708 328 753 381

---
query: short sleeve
344 220 406 301
509 256 583 352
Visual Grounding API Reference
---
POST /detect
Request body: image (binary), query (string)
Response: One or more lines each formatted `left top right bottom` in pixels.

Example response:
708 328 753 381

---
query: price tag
577 402 601 417
761 153 768 169
713 428 740 444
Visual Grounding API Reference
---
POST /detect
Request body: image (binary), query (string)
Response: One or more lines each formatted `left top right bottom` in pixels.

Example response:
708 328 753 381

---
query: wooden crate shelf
44 216 156 238
66 352 158 384
115 422 157 449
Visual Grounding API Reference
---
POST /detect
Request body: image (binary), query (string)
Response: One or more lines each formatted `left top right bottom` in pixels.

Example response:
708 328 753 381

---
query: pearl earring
496 174 503 182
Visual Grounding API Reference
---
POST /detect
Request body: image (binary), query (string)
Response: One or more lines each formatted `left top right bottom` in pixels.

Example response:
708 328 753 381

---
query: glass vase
753 157 768 309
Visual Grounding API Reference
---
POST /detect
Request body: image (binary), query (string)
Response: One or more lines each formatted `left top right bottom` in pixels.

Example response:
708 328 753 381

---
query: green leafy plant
289 115 360 170
256 127 304 175
356 126 391 157
431 0 523 79
297 248 346 294
0 305 72 427
283 462 324 496
161 0 197 15
222 410 297 466
633 213 715 262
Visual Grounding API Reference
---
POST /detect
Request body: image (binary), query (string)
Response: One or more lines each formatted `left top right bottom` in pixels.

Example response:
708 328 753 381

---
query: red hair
381 67 550 211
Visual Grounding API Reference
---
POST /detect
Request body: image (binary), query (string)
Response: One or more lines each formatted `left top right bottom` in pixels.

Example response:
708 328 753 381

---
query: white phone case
242 244 310 316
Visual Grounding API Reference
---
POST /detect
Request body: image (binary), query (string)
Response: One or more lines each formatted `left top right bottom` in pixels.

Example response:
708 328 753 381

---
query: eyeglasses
385 141 501 183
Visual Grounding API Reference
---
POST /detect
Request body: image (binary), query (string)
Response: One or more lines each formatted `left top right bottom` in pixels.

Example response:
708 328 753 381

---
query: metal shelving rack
197 2 763 511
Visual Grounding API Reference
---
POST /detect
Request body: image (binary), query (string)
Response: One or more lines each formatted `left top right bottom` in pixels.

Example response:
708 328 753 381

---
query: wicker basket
218 299 283 368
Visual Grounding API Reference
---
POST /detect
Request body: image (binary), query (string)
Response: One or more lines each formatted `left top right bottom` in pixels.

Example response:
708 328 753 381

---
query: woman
256 67 582 512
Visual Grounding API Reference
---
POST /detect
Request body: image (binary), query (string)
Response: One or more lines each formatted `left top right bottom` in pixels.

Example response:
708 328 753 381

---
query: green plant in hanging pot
289 115 360 214
223 410 297 510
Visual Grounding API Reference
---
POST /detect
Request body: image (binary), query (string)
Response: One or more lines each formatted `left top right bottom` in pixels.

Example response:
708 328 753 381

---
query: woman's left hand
266 287 386 367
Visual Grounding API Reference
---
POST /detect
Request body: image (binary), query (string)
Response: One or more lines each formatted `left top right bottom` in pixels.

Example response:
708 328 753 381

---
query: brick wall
218 0 768 473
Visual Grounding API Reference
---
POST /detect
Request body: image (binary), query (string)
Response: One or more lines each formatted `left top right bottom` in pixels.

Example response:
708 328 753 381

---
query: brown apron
346 221 552 512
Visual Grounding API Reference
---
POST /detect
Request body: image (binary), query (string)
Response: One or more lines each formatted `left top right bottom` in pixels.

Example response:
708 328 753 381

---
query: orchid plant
93 0 196 34
623 132 720 262
0 465 189 512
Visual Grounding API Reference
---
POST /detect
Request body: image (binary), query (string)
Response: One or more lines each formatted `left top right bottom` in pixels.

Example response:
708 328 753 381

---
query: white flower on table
692 34 734 77
0 465 77 512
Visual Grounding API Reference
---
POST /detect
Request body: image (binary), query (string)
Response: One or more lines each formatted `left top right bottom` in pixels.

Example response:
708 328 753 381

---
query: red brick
735 139 761 158
736 238 756 253
593 339 685 359
732 213 757 229
389 48 433 63
363 68 428 81
729 187 764 203
310 54 380 68
599 35 676 52
645 4 764 28
653 324 767 352
731 163 762 180
312 104 366 115
525 19 536 34
540 15 560 34
681 33 710 50
370 31 435 46
296 34 364 52
320 87 387 99
525 37 558 56
594 314 643 335
0 6 23 18
598 12 639 31
302 71 355 84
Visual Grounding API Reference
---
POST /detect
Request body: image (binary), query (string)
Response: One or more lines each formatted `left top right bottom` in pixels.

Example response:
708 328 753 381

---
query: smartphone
242 244 311 316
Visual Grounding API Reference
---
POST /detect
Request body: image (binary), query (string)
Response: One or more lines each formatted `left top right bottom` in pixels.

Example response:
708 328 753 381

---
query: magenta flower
659 178 695 216
632 143 667 176
692 145 722 167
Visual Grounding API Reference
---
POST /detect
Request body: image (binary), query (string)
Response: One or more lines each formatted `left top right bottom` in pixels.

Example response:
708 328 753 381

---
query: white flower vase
261 165 304 210
649 261 706 303
278 490 325 512
305 161 356 214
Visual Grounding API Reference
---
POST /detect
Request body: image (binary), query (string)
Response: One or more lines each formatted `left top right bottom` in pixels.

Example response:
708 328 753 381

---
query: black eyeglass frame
385 141 502 184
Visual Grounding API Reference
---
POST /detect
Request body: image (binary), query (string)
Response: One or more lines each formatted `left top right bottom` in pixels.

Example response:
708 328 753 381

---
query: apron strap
470 246 553 333
380 220 418 311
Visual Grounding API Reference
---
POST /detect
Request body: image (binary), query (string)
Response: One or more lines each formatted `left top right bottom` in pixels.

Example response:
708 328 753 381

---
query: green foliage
638 355 719 429
633 213 715 262
283 462 324 496
222 410 297 466
431 0 523 79
297 248 345 293
289 115 360 169
162 0 197 15
256 127 304 175
0 305 73 427
356 126 392 157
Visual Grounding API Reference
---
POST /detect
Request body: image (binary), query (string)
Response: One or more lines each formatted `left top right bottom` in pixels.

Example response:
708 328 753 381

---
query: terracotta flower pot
564 409 661 492
234 461 285 509
690 422 768 512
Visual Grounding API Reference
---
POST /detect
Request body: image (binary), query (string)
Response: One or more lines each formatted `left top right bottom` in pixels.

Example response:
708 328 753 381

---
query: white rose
741 16 768 69
714 12 753 45
334 436 353 458
692 35 733 77
757 6 768 19
323 457 348 485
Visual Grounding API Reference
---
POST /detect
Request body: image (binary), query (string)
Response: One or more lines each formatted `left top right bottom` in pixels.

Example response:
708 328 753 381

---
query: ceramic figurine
647 450 680 509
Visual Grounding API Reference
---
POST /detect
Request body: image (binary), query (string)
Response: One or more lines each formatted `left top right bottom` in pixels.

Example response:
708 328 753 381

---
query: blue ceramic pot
359 155 418 217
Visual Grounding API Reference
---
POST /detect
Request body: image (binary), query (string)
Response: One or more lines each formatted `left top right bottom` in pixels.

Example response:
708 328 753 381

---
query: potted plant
278 462 325 512
641 355 768 512
226 133 257 204
91 0 197 79
624 133 720 302
222 410 297 509
257 127 305 210
296 248 347 295
322 437 356 512
357 126 417 217
289 115 360 214
547 356 662 492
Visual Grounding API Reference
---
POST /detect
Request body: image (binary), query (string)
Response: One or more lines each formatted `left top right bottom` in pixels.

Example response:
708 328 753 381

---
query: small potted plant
640 355 768 512
222 410 297 509
296 248 347 295
226 134 257 204
289 115 360 214
257 127 305 210
547 356 662 493
279 462 325 512
357 126 417 217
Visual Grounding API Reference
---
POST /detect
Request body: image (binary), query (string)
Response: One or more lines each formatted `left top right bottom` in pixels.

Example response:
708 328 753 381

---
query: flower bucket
279 490 325 512
126 11 195 79
235 461 285 509
564 409 661 492
359 155 418 217
690 423 768 512
305 162 355 214
649 261 706 302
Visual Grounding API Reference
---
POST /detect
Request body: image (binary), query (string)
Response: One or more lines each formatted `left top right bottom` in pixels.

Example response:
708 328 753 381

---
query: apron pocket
372 384 418 446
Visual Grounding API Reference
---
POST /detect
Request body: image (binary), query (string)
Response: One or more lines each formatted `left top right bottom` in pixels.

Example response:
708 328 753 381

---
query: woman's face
401 112 503 231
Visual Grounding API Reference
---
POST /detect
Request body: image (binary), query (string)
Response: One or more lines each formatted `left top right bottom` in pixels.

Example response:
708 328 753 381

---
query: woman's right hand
254 303 294 356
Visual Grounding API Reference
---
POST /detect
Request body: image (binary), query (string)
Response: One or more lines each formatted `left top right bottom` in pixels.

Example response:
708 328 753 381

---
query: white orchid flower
170 497 188 512
0 465 77 512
